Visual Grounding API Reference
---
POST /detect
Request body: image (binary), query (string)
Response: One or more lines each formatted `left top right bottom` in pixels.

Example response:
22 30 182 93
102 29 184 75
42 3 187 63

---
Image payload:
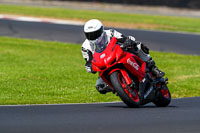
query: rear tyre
153 84 171 107
110 71 140 107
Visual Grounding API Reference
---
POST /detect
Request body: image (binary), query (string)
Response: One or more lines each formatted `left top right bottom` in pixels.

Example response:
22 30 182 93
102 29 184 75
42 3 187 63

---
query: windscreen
95 32 108 53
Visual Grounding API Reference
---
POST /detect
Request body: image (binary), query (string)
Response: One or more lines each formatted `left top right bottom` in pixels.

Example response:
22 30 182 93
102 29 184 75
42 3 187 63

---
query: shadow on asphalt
104 105 177 109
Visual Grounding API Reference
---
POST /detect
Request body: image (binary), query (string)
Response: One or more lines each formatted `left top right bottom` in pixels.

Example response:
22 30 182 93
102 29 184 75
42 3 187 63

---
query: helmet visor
85 26 103 40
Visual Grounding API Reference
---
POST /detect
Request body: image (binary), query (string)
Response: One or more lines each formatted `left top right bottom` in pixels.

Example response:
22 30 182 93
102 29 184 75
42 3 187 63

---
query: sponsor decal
107 56 111 61
127 58 139 70
100 53 106 59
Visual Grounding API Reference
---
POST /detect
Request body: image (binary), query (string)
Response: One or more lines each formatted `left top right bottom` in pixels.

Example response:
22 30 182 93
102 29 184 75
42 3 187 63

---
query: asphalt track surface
0 19 200 55
0 97 200 133
0 19 200 133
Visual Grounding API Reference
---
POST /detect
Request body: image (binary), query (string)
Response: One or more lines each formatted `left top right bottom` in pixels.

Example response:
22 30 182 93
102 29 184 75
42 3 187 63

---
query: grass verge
0 37 199 104
0 4 200 33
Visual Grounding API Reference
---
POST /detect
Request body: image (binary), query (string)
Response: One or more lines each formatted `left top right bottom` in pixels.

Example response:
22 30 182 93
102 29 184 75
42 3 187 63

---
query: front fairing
92 37 124 72
92 37 146 88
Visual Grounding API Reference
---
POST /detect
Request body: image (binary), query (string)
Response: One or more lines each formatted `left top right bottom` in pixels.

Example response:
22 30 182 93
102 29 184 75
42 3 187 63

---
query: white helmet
84 19 104 40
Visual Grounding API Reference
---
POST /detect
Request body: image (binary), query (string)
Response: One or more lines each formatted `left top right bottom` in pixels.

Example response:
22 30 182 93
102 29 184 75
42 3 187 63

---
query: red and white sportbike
92 33 171 107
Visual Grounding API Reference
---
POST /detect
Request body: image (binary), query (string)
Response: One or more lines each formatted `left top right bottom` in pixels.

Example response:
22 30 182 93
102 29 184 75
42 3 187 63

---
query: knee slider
136 43 151 62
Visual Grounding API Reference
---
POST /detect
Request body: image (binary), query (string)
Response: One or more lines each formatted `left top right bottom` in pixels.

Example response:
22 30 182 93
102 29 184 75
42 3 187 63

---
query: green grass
0 4 200 33
151 52 200 98
0 37 199 105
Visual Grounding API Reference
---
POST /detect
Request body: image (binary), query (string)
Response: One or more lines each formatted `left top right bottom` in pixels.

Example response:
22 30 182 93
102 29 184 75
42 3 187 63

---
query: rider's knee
137 43 151 62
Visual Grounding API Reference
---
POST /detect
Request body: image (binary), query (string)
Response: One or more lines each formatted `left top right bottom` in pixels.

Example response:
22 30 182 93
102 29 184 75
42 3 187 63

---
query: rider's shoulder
82 39 90 47
105 29 123 39
105 29 115 33
104 29 116 37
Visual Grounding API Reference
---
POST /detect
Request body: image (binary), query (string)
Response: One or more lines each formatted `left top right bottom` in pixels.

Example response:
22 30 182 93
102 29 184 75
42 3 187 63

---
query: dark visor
85 26 103 40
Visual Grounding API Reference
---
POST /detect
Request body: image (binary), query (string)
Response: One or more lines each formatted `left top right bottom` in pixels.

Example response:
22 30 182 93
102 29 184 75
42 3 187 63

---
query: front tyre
110 71 140 107
153 84 171 107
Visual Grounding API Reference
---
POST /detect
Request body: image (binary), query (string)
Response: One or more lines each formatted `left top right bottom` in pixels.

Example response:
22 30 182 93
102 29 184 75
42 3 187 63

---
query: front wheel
110 71 140 107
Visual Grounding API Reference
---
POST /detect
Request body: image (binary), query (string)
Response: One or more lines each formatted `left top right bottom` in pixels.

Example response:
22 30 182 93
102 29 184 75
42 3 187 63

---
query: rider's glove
85 50 96 74
124 38 137 49
85 63 96 74
85 63 92 73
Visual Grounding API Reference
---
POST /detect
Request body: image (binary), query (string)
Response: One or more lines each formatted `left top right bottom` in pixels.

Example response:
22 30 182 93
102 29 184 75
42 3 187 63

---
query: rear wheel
153 84 171 107
110 71 140 107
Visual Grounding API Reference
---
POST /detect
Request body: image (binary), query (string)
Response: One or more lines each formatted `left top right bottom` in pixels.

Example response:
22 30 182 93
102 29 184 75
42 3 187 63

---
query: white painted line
0 101 122 107
0 14 84 26
14 17 42 22
0 97 199 107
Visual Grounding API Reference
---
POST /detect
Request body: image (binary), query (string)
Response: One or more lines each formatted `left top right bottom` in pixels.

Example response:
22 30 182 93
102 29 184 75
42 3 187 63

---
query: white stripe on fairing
0 14 84 25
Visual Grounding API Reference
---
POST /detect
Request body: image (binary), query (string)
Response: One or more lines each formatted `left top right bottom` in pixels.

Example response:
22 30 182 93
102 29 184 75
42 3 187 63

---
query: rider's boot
146 58 165 78
135 43 165 78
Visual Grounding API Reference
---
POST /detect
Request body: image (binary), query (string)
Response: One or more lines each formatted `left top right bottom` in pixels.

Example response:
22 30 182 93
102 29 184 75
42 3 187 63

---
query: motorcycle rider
81 19 165 94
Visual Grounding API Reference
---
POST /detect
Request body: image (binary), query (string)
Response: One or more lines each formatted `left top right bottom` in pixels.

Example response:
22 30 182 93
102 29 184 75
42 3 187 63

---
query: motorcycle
91 33 171 107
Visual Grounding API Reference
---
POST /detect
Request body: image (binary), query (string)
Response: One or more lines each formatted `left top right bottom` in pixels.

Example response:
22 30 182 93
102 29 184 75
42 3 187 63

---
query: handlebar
118 42 126 48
